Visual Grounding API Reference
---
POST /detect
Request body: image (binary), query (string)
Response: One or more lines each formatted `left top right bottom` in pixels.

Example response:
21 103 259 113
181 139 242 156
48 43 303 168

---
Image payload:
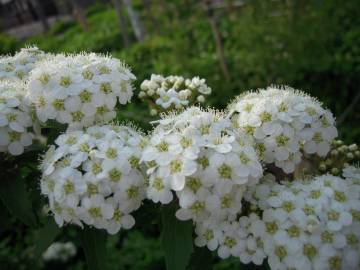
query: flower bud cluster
28 53 135 129
139 74 211 115
318 140 360 176
40 125 147 234
0 46 46 81
0 80 38 155
229 86 338 173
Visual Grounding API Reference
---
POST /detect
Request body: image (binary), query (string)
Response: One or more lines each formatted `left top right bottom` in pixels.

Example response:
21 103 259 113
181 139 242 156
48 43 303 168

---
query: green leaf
79 226 107 270
161 203 194 270
0 176 37 227
187 247 213 270
33 218 61 259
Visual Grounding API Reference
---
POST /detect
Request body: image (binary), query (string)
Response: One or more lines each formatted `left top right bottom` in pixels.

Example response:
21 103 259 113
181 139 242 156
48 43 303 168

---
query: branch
337 90 360 125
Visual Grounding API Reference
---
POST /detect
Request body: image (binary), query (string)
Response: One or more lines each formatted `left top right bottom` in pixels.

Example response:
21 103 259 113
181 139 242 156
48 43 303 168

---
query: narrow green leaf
187 247 213 270
161 204 194 270
33 218 61 259
0 176 37 227
79 227 107 270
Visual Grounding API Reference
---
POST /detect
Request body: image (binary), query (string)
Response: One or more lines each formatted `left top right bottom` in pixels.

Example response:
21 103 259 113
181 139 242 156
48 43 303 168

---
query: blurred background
0 0 359 269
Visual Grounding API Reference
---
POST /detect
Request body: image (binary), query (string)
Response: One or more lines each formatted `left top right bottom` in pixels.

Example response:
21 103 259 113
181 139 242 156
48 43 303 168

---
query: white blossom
42 242 76 262
229 86 338 173
139 74 211 114
0 80 39 155
27 53 135 129
0 46 46 81
40 125 147 234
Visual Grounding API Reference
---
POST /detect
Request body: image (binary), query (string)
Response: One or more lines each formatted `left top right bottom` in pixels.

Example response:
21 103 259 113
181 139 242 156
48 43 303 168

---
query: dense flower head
40 125 147 234
0 46 46 81
0 80 39 155
139 74 212 115
229 86 338 173
241 174 360 270
142 107 263 227
28 53 136 129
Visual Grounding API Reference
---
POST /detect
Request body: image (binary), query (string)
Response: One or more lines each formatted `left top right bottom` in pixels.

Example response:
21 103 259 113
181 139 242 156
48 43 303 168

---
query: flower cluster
0 80 39 155
239 174 360 270
42 242 76 262
28 53 135 129
142 107 263 233
40 125 147 234
229 86 338 173
317 140 360 176
139 74 211 115
343 165 360 181
0 46 46 81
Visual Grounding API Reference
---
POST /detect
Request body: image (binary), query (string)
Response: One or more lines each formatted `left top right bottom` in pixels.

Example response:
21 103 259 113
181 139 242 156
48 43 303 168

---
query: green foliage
161 204 194 270
0 173 37 227
78 227 107 270
106 231 164 270
0 33 20 55
33 219 61 260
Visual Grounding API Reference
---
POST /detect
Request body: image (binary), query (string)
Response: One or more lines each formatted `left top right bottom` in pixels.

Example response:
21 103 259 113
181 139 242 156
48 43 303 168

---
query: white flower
343 165 360 180
242 174 360 270
42 242 76 262
0 80 38 155
27 53 135 129
139 74 212 114
0 46 46 81
40 125 146 234
229 86 338 173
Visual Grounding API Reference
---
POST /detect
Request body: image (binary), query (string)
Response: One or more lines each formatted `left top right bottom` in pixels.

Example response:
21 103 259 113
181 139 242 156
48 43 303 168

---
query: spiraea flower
228 86 338 173
27 53 135 129
0 46 46 81
243 174 360 270
139 74 212 115
0 80 39 155
40 125 147 234
142 107 263 236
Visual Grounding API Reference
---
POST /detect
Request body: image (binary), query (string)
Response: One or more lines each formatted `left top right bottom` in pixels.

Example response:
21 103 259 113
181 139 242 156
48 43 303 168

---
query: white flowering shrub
139 74 211 115
28 53 135 129
0 46 46 81
40 125 147 234
0 47 359 270
229 86 338 173
0 80 39 155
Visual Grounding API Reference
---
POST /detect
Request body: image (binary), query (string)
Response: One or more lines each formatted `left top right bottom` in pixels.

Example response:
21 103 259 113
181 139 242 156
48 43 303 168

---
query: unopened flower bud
150 109 158 116
138 91 146 98
147 89 155 96
184 89 192 96
331 167 339 175
336 140 343 146
319 163 327 172
349 144 358 151
197 95 205 103
325 159 332 166
330 150 338 157
347 153 354 160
